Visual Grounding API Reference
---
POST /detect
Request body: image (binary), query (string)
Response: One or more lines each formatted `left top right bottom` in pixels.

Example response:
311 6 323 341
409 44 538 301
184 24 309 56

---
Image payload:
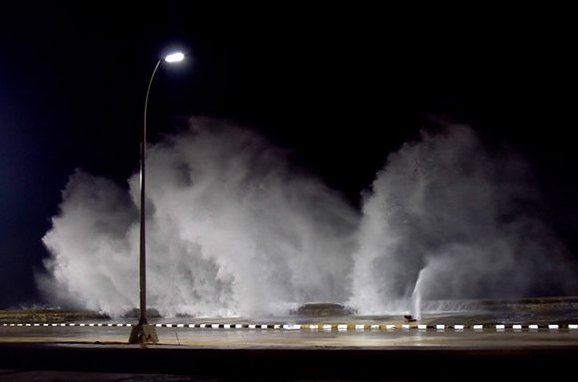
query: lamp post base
128 322 159 344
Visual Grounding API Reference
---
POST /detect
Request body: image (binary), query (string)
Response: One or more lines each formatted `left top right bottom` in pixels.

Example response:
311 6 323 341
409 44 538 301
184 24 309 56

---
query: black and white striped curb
2 323 578 331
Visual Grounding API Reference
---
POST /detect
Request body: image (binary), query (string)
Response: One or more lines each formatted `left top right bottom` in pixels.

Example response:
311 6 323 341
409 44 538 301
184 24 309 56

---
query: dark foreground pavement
2 343 578 381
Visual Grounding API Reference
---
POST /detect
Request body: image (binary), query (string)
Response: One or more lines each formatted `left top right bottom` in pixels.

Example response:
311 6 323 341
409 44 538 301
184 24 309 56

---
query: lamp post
129 51 185 344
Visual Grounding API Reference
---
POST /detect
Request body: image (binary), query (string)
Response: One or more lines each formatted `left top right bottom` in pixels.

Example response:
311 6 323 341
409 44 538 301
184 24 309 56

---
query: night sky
1 4 577 307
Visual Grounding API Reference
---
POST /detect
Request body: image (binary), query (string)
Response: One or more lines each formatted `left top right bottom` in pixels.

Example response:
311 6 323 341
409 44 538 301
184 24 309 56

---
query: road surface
2 303 578 380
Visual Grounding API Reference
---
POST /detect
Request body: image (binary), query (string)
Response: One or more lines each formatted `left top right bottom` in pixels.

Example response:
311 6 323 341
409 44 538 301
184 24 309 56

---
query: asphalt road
2 341 578 381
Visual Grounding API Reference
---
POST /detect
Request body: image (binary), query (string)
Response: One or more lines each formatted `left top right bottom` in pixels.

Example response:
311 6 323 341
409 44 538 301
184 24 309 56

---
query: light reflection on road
3 324 578 348
3 304 578 348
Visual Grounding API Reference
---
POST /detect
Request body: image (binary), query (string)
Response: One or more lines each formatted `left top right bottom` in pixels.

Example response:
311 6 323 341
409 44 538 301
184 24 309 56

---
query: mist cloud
349 126 577 314
40 120 578 317
40 118 358 317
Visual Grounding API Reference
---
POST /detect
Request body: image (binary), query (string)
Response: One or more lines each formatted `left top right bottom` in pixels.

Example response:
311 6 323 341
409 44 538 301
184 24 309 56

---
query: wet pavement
3 303 578 348
3 302 578 380
3 323 578 348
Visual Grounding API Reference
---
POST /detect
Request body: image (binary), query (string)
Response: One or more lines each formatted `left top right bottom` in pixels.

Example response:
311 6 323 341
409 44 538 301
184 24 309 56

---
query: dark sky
1 3 577 307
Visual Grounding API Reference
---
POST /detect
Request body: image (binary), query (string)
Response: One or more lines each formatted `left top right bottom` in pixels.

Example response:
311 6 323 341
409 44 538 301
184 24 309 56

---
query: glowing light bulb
164 52 185 63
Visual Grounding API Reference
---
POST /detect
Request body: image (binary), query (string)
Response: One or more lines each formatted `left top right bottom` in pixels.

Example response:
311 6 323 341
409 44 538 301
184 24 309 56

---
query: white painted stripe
10 320 574 332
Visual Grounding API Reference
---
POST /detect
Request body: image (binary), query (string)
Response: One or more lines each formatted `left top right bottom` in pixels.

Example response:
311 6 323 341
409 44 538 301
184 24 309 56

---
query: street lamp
129 51 185 344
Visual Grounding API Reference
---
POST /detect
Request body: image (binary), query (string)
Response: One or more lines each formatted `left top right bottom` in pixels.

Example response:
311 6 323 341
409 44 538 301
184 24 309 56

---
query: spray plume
349 126 576 314
40 118 358 317
40 120 577 317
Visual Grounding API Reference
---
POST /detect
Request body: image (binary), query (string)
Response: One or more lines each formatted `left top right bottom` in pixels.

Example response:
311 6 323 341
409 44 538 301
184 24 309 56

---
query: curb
2 322 578 331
